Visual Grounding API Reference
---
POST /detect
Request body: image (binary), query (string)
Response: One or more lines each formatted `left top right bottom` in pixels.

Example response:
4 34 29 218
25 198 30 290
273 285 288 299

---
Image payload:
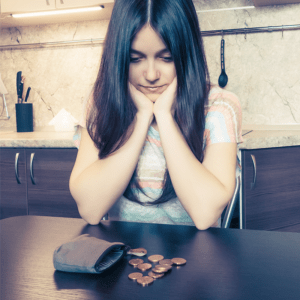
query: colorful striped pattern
73 86 243 226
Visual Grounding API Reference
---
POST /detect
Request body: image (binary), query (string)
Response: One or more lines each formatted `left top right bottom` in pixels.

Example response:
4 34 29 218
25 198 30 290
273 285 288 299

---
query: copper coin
128 272 143 281
155 264 172 270
148 271 164 279
137 276 154 286
127 248 147 256
159 259 173 265
137 263 152 272
152 265 172 273
129 258 144 267
171 258 187 265
152 268 167 274
148 254 164 263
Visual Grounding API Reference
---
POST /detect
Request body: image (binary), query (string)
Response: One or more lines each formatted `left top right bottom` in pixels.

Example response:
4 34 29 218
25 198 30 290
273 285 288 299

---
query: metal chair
221 175 240 228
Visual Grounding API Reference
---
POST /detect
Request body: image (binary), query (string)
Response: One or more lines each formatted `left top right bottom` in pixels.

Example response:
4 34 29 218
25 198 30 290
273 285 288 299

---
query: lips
140 85 166 94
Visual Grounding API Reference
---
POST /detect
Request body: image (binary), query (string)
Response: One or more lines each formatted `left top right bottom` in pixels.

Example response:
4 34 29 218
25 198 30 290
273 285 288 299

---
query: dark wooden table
1 216 300 300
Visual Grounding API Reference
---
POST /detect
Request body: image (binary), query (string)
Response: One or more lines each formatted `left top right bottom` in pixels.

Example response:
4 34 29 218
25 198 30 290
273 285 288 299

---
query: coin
155 264 172 270
148 254 164 263
171 258 187 265
127 248 147 256
159 259 173 265
137 276 154 286
137 263 152 272
148 271 164 279
151 268 167 274
129 258 144 267
152 264 172 273
128 272 143 281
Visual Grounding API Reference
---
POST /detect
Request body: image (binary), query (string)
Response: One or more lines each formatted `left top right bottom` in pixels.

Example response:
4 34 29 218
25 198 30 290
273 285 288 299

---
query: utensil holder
15 103 33 132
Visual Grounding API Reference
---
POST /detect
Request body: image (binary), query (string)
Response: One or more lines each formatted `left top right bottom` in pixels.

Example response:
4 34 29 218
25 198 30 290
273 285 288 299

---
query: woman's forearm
155 113 236 230
70 112 152 224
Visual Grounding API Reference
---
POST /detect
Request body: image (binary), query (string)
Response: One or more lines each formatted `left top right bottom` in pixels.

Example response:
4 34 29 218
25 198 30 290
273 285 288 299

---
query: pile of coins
128 248 186 287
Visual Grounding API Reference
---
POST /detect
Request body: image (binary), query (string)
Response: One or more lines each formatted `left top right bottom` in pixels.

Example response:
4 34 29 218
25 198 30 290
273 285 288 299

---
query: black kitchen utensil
218 38 228 88
16 71 22 103
25 87 31 102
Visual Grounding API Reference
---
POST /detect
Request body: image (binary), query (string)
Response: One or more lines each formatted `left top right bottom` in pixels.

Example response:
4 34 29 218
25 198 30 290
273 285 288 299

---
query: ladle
218 38 228 88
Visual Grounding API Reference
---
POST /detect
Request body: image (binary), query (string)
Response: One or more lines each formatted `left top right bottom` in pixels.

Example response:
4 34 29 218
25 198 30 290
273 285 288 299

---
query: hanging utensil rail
201 24 300 36
0 24 300 51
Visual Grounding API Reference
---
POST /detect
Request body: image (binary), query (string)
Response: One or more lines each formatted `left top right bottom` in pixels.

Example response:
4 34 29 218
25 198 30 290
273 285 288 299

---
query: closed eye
130 57 141 63
162 56 173 62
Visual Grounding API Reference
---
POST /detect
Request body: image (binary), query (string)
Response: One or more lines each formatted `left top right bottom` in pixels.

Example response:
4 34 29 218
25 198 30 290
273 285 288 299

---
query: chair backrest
221 175 240 228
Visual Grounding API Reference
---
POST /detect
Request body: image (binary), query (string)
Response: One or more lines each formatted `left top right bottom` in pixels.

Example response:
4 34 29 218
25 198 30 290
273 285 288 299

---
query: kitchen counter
1 125 300 149
239 124 300 149
0 130 76 148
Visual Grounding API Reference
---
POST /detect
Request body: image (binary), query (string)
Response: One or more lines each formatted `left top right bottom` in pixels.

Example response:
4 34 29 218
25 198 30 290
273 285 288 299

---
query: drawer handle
46 0 50 5
60 0 64 4
15 153 21 184
250 154 256 190
30 153 36 185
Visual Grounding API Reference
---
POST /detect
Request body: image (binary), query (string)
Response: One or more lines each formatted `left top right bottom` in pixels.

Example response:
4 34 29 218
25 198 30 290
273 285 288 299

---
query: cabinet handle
30 153 36 185
250 154 256 190
46 0 50 5
102 214 109 221
15 153 21 184
60 0 64 4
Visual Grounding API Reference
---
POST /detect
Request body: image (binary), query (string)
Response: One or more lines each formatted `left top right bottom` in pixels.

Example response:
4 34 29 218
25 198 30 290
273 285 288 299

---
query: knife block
15 103 33 132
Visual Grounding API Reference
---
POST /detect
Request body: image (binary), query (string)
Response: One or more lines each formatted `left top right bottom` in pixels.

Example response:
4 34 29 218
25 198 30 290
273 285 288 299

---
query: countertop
1 125 300 149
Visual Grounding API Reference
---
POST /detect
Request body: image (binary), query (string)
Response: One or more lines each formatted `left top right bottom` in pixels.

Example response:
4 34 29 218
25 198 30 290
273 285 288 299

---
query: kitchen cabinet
253 0 300 7
1 0 56 13
0 149 28 219
0 0 113 13
0 0 114 28
241 146 300 232
56 0 114 9
26 148 80 218
0 148 80 219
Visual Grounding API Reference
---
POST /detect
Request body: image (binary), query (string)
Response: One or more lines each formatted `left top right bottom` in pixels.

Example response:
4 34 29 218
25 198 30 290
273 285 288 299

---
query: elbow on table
194 221 211 231
69 180 103 225
78 206 103 225
192 209 223 231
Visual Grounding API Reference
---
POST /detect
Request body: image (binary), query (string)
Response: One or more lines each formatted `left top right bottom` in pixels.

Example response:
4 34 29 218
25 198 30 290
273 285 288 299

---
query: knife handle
16 71 22 103
25 87 31 102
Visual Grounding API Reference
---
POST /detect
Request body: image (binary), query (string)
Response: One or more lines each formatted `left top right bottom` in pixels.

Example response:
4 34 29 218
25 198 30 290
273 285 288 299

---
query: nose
144 61 160 83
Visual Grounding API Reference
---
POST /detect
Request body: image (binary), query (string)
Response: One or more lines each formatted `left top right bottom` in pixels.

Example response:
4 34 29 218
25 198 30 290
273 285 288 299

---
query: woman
70 0 243 230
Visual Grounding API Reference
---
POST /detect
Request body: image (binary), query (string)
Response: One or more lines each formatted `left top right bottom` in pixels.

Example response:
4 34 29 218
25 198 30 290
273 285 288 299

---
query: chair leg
221 176 240 228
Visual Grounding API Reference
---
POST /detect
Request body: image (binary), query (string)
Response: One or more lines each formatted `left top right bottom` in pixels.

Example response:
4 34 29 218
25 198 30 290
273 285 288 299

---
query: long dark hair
87 0 210 205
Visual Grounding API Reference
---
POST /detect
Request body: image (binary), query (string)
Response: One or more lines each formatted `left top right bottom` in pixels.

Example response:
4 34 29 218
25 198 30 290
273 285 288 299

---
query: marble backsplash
1 0 300 130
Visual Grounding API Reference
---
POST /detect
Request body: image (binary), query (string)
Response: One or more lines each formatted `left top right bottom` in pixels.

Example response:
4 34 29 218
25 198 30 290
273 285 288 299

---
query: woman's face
129 25 177 102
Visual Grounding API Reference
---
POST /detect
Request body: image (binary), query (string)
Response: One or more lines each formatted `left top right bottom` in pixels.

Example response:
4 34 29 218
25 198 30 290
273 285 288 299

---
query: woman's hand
153 77 177 118
129 82 154 117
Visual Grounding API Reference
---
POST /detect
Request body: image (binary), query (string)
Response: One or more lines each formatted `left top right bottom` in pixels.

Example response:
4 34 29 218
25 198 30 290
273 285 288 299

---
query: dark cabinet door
0 149 28 219
242 146 300 231
26 148 80 218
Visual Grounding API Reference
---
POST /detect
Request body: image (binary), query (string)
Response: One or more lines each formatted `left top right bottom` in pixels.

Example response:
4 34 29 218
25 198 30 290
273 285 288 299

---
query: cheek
128 65 141 85
163 64 176 82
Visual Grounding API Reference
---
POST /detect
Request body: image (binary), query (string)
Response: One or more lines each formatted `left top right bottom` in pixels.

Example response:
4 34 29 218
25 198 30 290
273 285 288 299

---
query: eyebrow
130 48 171 56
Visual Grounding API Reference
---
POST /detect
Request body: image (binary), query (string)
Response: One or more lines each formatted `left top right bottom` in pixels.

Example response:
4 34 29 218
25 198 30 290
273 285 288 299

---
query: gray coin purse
53 234 129 274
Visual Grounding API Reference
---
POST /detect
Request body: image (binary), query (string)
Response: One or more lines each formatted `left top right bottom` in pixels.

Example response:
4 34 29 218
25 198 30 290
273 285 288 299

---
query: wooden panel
253 0 300 6
242 146 300 230
27 148 80 218
0 149 27 219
